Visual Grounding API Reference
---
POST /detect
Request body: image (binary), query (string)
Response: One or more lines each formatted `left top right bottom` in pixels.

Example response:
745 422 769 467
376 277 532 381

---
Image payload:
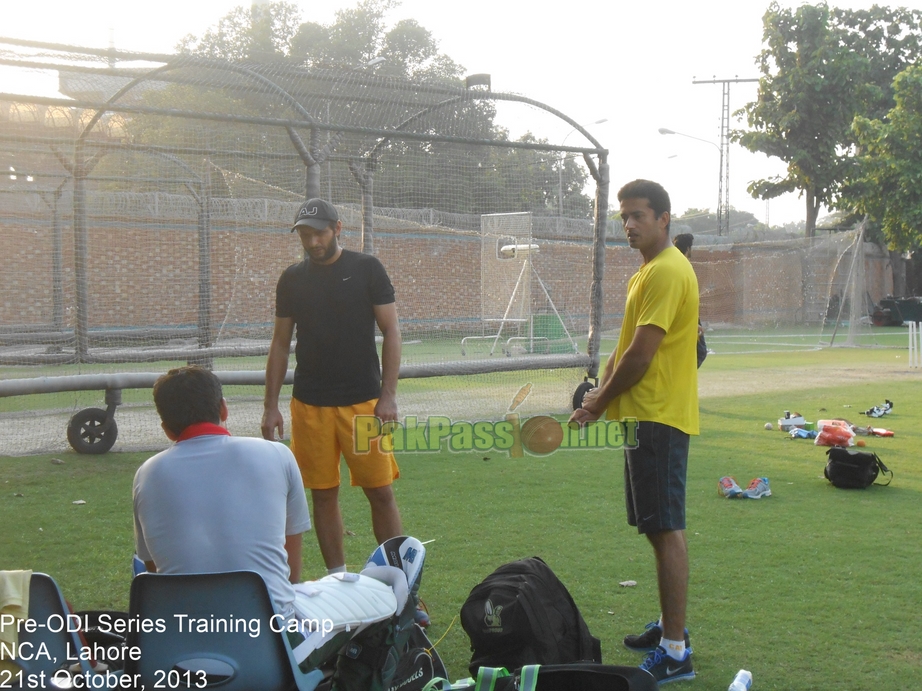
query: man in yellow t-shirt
570 179 699 685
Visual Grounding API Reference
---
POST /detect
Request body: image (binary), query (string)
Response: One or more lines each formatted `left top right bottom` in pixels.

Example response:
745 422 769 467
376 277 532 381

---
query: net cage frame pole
0 354 593 397
586 152 609 382
41 143 215 356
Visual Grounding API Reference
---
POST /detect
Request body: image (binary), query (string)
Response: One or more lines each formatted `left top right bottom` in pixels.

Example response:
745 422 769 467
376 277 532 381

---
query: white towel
0 569 32 674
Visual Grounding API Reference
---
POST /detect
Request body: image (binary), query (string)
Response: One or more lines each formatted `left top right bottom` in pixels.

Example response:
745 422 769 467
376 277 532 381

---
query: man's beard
309 241 338 263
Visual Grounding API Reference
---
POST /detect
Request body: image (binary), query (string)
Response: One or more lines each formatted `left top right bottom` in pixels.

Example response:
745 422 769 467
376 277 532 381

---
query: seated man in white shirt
133 366 399 675
133 365 313 621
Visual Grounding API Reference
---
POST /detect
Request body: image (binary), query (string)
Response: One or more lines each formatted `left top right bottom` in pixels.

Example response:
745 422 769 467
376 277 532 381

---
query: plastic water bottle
728 669 752 691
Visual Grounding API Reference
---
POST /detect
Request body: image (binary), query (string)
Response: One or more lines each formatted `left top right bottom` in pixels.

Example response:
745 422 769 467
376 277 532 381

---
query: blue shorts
623 421 689 534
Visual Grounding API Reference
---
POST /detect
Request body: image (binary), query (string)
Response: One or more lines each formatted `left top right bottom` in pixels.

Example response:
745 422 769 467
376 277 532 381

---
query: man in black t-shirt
262 198 403 574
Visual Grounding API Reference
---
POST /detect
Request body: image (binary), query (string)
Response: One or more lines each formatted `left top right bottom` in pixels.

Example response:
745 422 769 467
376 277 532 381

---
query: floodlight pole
691 76 758 236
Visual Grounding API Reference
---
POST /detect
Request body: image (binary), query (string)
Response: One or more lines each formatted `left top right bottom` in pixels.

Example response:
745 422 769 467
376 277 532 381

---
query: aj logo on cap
292 198 339 232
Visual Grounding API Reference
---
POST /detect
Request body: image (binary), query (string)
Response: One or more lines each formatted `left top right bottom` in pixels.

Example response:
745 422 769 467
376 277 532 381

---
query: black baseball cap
292 198 339 232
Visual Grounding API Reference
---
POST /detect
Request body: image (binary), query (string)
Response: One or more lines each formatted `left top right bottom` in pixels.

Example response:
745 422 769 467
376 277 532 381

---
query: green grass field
2 346 921 689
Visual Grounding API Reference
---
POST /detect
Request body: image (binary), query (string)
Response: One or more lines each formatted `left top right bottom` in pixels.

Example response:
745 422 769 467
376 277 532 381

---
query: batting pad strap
360 564 409 613
518 665 540 691
474 667 510 691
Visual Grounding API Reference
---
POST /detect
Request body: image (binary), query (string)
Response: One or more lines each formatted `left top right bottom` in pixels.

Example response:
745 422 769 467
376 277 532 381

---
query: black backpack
696 332 708 368
825 447 893 489
460 556 602 676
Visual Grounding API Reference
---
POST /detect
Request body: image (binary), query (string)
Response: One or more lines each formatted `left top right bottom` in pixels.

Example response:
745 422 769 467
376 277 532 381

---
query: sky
1 0 911 226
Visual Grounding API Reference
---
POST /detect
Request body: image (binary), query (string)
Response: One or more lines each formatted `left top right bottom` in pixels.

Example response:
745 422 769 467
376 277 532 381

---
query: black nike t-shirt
275 249 395 406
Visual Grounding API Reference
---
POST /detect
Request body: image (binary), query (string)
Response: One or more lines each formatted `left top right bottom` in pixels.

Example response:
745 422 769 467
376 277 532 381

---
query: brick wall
1 213 891 335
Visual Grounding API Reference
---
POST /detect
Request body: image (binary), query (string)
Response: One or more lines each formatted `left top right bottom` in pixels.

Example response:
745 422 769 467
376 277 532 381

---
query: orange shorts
289 397 399 490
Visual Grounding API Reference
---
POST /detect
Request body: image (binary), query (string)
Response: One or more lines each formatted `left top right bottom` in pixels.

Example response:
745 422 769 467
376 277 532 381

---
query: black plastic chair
124 571 324 691
12 572 95 682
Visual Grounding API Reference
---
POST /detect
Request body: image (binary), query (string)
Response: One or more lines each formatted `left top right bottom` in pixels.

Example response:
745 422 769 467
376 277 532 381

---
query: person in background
673 233 707 368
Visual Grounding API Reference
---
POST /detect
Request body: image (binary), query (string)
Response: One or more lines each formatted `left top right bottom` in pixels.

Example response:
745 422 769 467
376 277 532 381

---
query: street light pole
658 127 726 235
559 118 607 232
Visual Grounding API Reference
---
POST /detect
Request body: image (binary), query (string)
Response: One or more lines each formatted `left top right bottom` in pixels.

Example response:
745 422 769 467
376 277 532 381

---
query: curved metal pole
362 89 610 370
71 56 316 359
361 90 607 260
369 91 605 159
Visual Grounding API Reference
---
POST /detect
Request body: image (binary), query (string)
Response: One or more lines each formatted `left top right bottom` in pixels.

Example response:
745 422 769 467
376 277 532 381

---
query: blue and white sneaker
718 476 743 498
742 477 771 499
639 645 695 684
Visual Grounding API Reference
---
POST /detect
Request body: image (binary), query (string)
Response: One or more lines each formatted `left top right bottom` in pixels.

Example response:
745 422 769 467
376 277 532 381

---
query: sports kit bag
824 447 893 489
386 624 448 691
429 663 658 691
331 536 436 691
460 556 601 676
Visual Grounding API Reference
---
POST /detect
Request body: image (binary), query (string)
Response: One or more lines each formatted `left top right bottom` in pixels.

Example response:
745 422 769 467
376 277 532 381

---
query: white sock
327 565 346 575
661 637 686 660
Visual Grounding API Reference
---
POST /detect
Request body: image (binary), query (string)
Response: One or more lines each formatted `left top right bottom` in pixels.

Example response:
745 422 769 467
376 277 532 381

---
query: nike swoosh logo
666 666 685 675
342 276 351 281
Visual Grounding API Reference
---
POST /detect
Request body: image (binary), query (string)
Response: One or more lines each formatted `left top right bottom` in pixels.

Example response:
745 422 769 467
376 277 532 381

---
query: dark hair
617 179 671 230
153 365 223 437
673 233 694 256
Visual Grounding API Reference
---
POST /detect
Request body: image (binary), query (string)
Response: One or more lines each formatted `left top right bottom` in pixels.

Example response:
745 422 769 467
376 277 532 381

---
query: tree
840 65 922 253
179 0 463 81
289 0 391 68
177 2 303 61
379 19 464 81
123 2 592 217
166 0 471 204
734 3 922 237
291 1 464 80
671 207 765 235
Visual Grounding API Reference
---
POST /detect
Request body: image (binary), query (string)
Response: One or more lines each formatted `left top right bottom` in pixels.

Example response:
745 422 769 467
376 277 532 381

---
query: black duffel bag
824 447 893 489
